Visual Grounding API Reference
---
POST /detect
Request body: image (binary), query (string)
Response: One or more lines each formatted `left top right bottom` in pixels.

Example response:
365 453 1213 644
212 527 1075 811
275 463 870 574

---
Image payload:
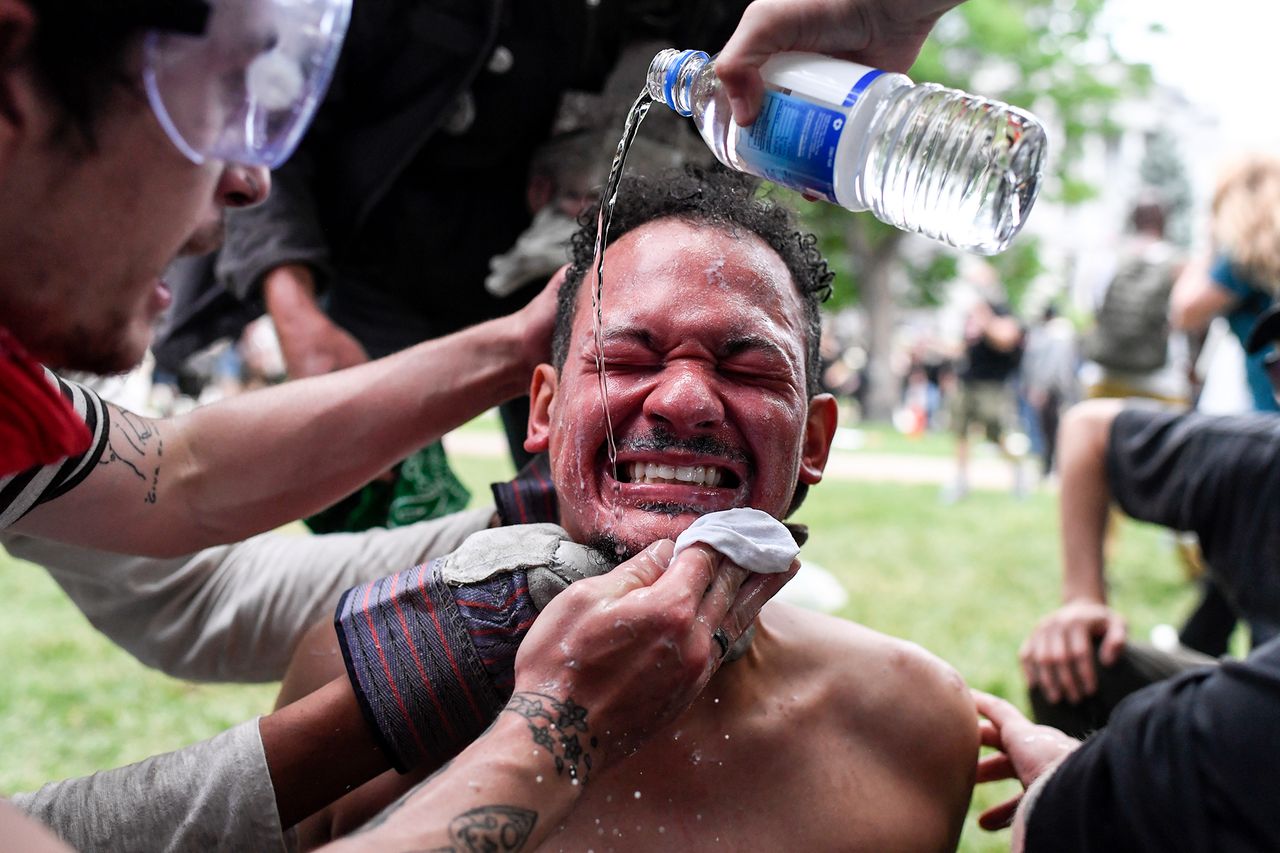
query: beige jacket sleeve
0 506 494 682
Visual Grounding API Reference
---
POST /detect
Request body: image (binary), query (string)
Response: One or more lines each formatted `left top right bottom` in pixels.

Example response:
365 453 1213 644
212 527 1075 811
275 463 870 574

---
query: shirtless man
288 168 978 851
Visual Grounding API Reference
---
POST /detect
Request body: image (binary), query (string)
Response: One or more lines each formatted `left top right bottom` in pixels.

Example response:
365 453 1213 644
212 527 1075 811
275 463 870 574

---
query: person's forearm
264 264 323 329
260 677 396 828
176 314 529 520
1056 401 1122 603
318 711 582 853
18 312 534 555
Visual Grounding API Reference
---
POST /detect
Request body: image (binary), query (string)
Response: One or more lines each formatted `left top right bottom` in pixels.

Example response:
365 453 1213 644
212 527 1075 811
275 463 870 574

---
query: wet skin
526 218 835 557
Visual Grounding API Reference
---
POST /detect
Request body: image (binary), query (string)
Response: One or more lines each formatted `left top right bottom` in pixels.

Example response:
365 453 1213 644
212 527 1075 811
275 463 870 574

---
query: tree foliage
798 0 1151 417
1138 127 1193 247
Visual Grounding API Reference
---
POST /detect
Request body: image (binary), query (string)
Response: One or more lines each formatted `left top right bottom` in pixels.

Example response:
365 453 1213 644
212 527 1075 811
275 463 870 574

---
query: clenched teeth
628 461 724 487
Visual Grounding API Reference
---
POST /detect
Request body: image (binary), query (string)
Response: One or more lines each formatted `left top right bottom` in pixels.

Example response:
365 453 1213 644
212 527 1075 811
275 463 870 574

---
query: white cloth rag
671 508 799 573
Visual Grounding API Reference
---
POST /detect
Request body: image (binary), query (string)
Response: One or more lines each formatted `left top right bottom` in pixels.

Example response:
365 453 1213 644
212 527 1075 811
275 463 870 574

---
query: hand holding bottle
716 0 962 126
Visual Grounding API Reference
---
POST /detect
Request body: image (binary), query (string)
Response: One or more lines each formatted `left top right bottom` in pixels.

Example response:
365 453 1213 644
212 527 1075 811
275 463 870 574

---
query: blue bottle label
737 89 846 201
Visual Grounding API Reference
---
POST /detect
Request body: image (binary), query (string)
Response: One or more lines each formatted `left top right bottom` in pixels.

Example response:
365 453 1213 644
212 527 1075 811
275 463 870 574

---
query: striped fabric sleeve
0 368 110 529
335 559 536 772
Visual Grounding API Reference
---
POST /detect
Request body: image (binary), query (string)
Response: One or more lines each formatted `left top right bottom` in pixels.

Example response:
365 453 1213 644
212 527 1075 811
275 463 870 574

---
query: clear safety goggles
142 0 351 169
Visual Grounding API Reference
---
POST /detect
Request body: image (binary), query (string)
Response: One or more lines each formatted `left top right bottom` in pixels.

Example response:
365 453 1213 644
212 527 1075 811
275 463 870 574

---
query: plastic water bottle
647 49 1047 255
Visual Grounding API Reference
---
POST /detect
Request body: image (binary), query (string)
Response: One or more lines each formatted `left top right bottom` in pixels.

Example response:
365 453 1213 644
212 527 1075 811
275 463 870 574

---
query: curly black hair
554 164 834 396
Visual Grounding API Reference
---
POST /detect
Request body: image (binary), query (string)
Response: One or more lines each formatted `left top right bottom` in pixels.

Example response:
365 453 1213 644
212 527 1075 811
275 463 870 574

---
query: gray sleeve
0 506 494 682
217 158 333 300
11 718 292 853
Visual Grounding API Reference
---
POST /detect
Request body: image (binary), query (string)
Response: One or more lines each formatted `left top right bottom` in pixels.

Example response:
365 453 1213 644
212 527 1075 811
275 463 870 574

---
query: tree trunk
846 219 902 422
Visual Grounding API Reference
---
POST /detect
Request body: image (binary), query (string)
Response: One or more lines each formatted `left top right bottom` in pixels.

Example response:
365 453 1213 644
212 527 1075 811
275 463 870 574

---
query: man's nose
642 364 725 433
216 164 271 209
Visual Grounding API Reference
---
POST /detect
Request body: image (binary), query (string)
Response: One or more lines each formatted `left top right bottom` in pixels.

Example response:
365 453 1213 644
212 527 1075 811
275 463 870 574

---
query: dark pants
1030 640 1217 740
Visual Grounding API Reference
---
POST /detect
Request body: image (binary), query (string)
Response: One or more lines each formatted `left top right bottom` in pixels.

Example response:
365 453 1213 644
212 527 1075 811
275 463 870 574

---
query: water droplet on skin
713 697 720 704
724 734 730 740
634 790 642 799
536 775 543 783
572 778 580 786
689 750 702 765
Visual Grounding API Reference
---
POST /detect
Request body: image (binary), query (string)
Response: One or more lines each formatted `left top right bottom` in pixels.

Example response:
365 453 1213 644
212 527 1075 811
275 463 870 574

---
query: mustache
617 426 749 466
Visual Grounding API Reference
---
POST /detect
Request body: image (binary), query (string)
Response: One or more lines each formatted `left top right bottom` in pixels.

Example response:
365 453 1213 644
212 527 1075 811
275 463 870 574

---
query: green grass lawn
1 434 1202 851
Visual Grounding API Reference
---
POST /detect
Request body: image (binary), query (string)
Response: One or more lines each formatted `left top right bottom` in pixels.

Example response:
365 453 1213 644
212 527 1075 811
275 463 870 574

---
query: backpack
1085 247 1179 373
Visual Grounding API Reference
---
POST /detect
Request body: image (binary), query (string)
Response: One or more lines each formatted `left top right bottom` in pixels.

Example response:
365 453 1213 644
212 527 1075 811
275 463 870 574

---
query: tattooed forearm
364 797 537 852
503 693 597 784
444 805 537 852
98 407 163 504
392 802 536 852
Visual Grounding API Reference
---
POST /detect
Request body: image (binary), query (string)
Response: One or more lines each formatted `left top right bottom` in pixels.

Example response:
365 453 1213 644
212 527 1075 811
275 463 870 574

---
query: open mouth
620 461 741 489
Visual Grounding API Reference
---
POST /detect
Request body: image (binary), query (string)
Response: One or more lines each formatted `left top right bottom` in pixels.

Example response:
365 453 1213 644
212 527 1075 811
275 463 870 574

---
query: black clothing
1107 407 1280 647
1027 636 1280 852
961 303 1022 382
216 0 749 351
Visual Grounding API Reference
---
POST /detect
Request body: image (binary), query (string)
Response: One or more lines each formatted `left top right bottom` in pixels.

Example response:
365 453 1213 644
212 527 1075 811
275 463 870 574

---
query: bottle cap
663 49 708 117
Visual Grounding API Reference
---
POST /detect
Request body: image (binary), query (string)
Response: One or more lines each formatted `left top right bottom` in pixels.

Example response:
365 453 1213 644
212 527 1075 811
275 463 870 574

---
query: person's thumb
607 540 676 594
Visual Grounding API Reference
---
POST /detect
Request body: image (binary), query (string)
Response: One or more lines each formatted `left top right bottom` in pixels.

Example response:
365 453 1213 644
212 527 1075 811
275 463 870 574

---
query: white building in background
1022 80 1221 315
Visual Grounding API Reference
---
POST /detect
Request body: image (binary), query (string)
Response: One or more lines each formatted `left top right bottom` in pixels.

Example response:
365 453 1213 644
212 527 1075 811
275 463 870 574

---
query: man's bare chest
533 691 891 852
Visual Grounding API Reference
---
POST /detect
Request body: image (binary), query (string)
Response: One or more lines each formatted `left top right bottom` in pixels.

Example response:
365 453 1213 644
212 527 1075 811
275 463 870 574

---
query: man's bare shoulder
760 602 973 732
756 602 978 847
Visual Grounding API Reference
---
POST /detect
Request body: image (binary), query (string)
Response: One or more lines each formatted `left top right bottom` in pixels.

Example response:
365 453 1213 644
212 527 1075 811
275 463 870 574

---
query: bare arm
984 314 1023 352
1170 255 1237 332
263 264 369 379
1020 399 1127 704
715 0 959 124
13 275 560 556
0 800 71 853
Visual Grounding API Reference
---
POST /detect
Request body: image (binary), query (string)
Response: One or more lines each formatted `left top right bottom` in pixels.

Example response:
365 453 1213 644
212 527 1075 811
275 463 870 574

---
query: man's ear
798 393 838 485
0 0 36 178
524 363 559 453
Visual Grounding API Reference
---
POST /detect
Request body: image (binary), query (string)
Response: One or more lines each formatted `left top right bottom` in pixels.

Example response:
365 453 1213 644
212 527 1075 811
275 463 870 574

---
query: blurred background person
1081 196 1189 406
944 264 1026 502
1172 153 1280 414
1020 304 1078 480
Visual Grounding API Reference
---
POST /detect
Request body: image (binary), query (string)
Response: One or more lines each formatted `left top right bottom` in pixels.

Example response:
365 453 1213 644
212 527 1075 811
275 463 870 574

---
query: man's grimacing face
526 217 838 558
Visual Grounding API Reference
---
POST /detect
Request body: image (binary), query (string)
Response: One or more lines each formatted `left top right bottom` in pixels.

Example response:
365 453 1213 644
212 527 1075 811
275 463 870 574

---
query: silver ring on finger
712 627 731 660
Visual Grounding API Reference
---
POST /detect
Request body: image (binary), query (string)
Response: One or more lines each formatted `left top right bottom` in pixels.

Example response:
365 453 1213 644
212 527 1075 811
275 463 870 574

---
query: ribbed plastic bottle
648 49 1047 255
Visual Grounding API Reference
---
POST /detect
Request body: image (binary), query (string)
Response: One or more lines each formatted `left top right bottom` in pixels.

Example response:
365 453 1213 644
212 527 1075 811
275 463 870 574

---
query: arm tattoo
358 697 591 849
390 806 537 853
98 408 163 504
503 693 597 784
444 805 537 852
366 790 537 853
